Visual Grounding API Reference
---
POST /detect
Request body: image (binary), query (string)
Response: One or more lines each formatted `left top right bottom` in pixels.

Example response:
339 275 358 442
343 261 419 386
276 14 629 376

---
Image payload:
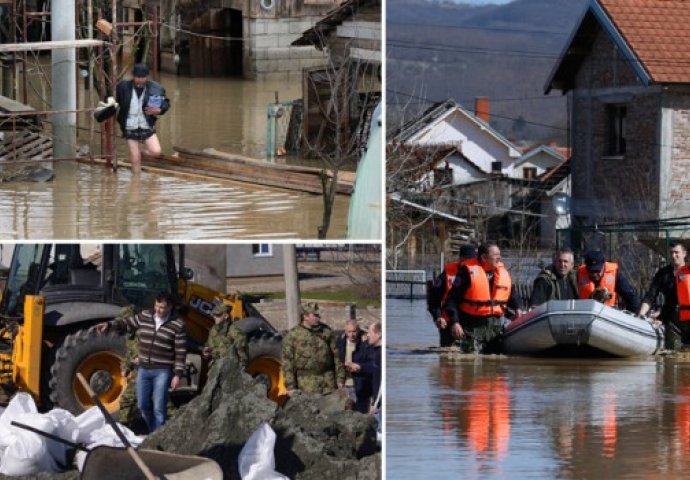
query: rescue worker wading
444 242 523 353
427 244 477 347
675 262 690 347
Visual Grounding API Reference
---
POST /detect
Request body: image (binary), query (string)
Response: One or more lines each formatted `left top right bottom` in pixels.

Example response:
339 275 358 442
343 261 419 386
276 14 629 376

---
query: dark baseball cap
132 63 149 77
459 244 477 258
585 250 605 272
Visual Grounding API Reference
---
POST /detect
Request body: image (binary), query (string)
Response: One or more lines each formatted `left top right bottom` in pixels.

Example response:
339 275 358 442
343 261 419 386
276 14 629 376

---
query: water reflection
0 161 347 239
437 357 510 463
387 299 690 479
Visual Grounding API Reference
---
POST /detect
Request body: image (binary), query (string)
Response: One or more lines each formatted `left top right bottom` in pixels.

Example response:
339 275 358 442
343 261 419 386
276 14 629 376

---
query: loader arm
9 295 45 400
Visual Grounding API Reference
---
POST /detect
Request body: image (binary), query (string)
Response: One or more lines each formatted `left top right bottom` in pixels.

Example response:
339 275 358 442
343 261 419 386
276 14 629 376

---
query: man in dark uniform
444 242 522 353
639 241 688 350
427 244 477 347
529 247 578 308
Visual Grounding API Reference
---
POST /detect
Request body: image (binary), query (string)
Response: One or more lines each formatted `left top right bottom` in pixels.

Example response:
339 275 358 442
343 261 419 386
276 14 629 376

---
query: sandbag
0 393 142 476
238 423 288 480
0 394 72 475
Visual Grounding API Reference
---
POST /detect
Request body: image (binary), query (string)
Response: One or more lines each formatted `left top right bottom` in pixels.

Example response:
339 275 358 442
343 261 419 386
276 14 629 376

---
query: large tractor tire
234 317 275 339
246 332 286 404
48 328 126 415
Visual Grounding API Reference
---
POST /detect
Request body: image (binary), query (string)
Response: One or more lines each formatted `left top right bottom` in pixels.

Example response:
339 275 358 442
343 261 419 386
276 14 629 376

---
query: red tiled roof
599 0 690 83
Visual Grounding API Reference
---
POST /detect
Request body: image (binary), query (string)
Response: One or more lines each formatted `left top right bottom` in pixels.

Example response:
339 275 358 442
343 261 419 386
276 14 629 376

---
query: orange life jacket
439 261 468 322
577 262 618 306
459 258 511 317
677 265 690 322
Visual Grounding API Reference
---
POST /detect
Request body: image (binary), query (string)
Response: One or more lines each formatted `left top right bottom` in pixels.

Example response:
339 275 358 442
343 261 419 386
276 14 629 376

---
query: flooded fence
386 270 427 300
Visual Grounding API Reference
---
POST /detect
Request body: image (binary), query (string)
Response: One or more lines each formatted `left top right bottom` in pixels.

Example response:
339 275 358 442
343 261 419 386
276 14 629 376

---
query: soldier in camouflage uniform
281 302 346 395
118 328 141 425
202 303 249 366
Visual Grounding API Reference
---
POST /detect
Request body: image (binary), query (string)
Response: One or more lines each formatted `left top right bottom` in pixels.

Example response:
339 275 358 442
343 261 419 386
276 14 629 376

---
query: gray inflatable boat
502 299 664 357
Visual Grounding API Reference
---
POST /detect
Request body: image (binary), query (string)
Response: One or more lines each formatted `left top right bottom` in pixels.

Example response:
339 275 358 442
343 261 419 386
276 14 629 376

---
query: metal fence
386 270 427 299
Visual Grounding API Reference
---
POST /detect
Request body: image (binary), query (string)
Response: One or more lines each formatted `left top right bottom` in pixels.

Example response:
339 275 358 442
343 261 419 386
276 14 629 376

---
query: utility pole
283 245 301 329
52 0 76 160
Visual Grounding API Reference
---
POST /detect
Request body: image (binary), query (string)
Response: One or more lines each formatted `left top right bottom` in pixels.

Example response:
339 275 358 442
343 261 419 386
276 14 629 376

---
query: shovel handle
10 421 90 452
76 372 157 480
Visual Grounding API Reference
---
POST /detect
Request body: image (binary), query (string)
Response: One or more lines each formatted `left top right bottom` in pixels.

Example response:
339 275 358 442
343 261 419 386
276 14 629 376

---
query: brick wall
570 31 660 223
665 90 690 217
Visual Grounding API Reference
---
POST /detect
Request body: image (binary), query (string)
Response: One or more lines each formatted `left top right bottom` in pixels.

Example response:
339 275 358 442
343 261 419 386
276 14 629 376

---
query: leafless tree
300 32 380 238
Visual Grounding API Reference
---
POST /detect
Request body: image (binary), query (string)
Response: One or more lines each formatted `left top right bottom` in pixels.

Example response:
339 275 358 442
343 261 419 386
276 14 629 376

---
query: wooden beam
0 39 107 53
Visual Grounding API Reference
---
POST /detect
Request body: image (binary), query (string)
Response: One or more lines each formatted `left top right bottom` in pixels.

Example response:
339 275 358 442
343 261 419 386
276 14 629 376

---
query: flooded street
0 161 347 239
0 73 350 239
136 73 300 159
387 298 690 479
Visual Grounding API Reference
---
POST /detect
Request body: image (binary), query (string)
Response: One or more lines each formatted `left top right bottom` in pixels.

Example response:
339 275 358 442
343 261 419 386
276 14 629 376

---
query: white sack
238 422 289 480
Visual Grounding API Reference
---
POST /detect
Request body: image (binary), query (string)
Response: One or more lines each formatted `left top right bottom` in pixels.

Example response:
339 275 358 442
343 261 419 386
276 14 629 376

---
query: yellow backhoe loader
0 244 285 414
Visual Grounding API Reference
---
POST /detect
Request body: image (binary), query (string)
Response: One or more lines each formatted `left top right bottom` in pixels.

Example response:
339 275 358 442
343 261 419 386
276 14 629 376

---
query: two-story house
545 0 690 225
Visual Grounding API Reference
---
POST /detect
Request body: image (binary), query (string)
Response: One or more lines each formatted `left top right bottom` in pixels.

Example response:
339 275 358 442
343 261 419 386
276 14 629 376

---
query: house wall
515 152 561 178
661 88 690 218
570 31 660 223
412 112 518 180
186 245 227 293
244 16 328 79
326 2 382 65
226 244 285 277
159 0 334 79
448 155 486 184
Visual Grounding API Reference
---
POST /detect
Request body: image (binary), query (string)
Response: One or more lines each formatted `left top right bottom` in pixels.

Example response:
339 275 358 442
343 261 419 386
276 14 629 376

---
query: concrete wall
185 244 227 293
570 31 661 223
243 16 327 80
226 244 285 277
159 0 333 79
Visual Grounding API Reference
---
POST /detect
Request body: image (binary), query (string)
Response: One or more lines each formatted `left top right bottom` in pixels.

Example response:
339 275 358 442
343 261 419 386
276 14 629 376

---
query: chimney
475 96 490 123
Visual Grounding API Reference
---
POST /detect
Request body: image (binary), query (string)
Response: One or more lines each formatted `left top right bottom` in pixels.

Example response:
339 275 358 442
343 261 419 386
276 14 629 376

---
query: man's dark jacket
115 79 170 135
529 265 579 308
336 330 371 403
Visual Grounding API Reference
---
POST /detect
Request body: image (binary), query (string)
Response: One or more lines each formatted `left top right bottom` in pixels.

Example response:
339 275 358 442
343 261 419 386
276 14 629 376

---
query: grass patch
252 288 380 308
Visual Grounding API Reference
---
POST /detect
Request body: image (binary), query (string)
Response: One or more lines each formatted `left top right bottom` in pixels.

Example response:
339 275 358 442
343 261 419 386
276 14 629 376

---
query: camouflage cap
300 302 320 315
211 303 230 316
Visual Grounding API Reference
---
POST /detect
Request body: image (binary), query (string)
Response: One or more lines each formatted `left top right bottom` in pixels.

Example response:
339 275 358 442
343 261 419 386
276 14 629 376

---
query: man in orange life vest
577 250 640 312
427 244 478 347
639 241 690 350
443 242 523 353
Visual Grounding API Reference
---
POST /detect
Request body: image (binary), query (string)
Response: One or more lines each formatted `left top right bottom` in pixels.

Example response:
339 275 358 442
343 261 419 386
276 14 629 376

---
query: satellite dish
552 192 571 215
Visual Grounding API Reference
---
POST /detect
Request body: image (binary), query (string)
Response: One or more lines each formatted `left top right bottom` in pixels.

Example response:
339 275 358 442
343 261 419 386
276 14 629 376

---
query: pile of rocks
144 352 381 479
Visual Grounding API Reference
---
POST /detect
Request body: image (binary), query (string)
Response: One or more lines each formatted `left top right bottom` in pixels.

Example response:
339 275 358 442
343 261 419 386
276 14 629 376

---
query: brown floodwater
0 73 349 239
387 298 690 479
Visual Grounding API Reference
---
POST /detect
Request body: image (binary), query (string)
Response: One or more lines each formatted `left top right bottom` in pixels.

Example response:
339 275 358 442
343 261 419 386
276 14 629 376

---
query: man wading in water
115 63 169 173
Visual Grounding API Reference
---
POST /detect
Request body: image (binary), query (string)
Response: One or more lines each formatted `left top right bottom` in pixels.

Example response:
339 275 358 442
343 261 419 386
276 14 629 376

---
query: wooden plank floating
139 146 354 195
